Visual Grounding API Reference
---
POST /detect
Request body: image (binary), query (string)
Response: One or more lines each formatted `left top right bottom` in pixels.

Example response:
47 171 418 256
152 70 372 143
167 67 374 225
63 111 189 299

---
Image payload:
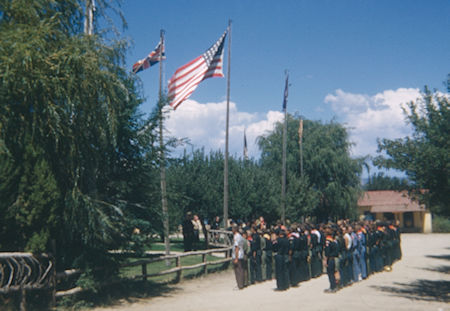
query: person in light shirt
232 225 245 289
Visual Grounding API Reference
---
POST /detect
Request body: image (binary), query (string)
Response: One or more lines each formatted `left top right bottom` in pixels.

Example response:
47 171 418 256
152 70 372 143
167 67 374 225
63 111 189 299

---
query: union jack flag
168 29 227 110
132 40 165 74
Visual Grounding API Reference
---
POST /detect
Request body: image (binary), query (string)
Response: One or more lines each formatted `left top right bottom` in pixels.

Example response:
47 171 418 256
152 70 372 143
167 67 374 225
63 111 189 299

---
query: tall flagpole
159 30 170 257
84 0 94 35
223 20 232 229
281 72 289 225
299 119 304 178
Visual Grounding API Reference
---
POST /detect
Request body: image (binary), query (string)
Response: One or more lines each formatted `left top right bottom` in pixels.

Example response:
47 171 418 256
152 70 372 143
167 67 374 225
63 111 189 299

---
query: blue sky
119 0 450 165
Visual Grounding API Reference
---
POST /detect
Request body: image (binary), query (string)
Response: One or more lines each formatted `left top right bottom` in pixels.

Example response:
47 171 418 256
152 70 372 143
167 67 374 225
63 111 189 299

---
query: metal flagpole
281 72 288 225
299 119 304 178
84 0 94 35
158 30 170 257
223 20 232 229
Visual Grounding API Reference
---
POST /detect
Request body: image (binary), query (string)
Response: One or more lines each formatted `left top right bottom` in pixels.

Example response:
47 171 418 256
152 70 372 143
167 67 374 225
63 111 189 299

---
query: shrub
432 215 450 233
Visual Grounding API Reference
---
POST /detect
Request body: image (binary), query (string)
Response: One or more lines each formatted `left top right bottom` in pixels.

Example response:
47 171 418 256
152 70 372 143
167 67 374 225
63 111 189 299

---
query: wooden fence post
20 287 26 311
51 240 56 308
202 253 207 275
175 256 181 283
142 263 147 281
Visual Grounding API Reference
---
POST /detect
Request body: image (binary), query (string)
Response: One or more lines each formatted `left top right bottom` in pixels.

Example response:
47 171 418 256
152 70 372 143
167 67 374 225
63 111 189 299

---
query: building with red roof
357 190 432 233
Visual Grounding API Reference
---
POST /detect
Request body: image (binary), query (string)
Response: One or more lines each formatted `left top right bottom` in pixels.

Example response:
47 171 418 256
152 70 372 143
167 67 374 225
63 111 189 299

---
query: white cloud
325 88 421 157
164 99 283 158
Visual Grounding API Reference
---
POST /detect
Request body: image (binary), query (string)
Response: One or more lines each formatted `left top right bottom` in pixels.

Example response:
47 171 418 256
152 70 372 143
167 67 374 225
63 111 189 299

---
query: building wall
357 207 427 233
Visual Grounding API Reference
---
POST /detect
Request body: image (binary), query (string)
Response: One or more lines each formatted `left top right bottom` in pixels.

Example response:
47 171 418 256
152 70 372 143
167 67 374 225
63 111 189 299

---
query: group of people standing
232 218 402 292
182 212 206 251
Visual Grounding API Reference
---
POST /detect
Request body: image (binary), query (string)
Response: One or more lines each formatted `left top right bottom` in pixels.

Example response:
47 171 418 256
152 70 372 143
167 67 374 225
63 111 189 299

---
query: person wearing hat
324 227 339 293
298 226 311 282
250 225 263 283
273 229 290 290
288 225 301 287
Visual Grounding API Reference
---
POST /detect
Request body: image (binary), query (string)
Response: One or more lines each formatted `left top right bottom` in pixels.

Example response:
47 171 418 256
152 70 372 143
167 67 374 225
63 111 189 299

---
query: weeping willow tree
257 115 363 221
0 0 160 274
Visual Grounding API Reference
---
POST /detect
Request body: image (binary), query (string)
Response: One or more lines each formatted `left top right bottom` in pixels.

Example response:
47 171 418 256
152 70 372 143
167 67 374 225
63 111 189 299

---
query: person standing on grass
182 212 195 252
232 225 245 290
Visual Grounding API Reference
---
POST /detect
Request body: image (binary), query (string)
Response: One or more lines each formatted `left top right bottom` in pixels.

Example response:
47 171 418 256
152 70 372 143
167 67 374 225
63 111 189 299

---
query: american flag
168 29 227 110
132 40 165 74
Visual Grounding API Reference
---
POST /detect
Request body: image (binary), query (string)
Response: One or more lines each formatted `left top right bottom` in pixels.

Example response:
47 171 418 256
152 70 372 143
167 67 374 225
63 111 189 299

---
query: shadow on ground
422 265 450 274
57 280 179 310
372 279 450 303
426 254 450 261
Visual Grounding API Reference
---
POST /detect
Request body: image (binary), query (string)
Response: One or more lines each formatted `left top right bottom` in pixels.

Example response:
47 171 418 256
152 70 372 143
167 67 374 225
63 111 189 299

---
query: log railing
0 253 54 294
55 246 232 298
1 232 234 307
206 229 234 248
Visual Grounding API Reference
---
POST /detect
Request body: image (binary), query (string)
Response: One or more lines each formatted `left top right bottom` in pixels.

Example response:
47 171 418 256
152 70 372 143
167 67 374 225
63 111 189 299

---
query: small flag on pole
132 40 165 74
282 74 289 111
243 129 248 160
298 119 303 142
168 29 227 110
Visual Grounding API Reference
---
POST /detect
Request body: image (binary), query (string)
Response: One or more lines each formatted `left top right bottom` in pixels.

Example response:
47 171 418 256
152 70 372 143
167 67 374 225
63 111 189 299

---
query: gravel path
94 233 450 311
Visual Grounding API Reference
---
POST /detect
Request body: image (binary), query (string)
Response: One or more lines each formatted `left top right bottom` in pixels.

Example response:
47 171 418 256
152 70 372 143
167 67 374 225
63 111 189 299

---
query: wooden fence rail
206 229 234 248
55 246 232 298
1 230 235 308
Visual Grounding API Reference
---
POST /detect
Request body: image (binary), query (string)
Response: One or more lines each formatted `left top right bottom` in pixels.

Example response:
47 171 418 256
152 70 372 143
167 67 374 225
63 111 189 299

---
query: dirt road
95 234 450 311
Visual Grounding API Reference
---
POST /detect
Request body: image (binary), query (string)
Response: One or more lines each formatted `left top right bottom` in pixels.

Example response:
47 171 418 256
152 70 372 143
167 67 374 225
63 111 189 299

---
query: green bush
432 215 450 233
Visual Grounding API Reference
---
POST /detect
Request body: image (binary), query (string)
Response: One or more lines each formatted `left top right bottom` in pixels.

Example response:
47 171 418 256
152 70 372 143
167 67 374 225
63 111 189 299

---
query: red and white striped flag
132 40 165 74
168 29 227 110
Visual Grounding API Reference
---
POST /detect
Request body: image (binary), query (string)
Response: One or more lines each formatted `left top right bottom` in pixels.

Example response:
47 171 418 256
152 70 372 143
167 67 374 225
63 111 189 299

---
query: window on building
383 212 394 221
403 212 414 228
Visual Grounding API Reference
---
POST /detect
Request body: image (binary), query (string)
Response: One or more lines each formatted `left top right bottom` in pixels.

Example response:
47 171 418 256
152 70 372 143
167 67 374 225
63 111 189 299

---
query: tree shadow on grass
372 279 450 303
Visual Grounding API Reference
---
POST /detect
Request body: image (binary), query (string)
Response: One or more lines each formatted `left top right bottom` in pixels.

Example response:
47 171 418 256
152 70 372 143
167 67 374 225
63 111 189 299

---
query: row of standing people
232 219 402 292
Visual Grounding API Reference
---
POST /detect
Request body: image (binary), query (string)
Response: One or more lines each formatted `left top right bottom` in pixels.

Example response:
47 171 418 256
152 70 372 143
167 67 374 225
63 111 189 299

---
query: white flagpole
159 30 170 258
223 20 232 229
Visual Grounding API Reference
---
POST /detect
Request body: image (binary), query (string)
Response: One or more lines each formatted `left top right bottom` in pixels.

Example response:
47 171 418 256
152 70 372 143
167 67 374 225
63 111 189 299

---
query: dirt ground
94 233 450 311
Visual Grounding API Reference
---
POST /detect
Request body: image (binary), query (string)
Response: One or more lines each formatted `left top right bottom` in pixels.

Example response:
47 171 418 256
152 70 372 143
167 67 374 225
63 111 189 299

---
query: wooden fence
1 230 234 309
55 247 232 298
206 229 234 248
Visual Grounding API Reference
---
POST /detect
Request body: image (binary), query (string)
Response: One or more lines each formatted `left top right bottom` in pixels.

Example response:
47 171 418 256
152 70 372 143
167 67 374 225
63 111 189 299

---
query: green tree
374 82 450 216
0 0 159 272
258 115 362 221
364 172 410 191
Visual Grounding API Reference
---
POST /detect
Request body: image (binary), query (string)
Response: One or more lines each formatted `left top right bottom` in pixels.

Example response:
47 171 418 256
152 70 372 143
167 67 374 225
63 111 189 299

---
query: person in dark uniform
263 230 273 280
367 223 377 275
310 226 322 278
375 224 385 272
392 220 402 261
298 227 311 282
273 229 290 290
336 227 347 287
250 225 263 283
289 226 301 287
324 227 339 293
182 212 195 252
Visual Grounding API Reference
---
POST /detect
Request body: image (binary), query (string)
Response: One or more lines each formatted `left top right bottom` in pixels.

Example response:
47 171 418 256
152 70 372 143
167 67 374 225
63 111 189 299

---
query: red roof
357 190 426 213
